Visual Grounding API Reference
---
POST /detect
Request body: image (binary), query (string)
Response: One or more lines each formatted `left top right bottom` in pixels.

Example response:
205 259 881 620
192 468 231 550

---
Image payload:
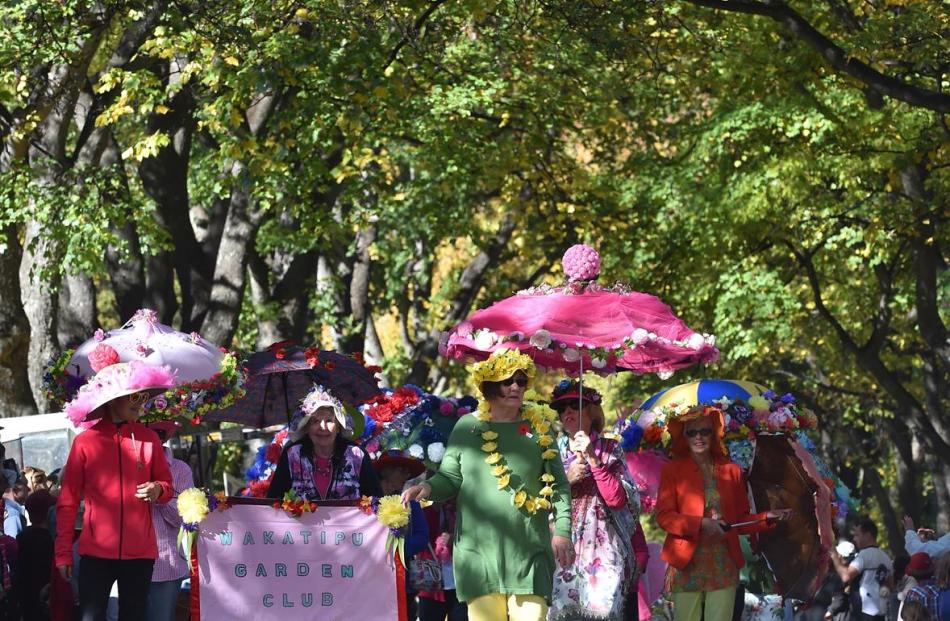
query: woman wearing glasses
403 349 574 621
656 405 791 621
56 360 177 621
547 380 640 621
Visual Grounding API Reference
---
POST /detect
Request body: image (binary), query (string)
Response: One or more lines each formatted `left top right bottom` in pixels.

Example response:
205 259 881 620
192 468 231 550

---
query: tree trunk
0 226 37 417
406 216 517 386
107 221 147 321
18 221 60 413
57 273 97 348
199 162 260 347
862 466 903 556
365 314 389 388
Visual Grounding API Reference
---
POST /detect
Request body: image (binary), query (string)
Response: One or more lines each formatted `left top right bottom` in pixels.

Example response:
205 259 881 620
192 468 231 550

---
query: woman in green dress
403 348 574 621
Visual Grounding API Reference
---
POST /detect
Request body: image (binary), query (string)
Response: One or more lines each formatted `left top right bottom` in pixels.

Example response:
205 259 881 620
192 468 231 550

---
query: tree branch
684 0 950 113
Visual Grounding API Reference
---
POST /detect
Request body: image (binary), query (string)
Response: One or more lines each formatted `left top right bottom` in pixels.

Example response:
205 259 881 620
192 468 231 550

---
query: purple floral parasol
44 309 244 422
442 245 719 377
201 343 382 428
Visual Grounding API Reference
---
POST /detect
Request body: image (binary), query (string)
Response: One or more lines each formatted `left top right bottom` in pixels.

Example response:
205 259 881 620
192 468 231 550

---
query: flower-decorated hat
373 449 426 479
470 348 536 386
549 379 602 408
65 361 176 426
290 384 349 441
666 404 728 459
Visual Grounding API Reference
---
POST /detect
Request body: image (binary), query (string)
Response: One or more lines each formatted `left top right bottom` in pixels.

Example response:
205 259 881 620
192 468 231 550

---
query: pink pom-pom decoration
88 344 120 373
562 244 601 282
434 533 453 563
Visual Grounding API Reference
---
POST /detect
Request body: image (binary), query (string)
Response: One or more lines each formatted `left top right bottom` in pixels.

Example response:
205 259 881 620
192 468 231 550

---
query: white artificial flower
631 328 649 344
590 356 607 369
427 442 446 463
687 333 706 350
562 348 581 362
657 369 674 380
408 444 425 459
473 329 496 350
529 329 553 349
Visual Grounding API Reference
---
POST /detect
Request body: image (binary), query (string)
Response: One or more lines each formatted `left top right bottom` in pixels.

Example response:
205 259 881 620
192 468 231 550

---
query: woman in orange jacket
656 405 791 621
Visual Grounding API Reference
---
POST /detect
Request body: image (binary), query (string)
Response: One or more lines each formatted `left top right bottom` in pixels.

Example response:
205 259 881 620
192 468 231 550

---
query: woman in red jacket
56 361 176 621
656 405 791 621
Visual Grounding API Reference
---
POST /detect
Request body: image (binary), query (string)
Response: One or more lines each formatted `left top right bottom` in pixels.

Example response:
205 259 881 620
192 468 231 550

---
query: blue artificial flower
762 390 776 400
620 422 644 452
780 393 796 404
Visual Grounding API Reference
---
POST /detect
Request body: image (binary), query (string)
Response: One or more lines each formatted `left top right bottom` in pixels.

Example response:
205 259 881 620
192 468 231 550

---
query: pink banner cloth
195 504 401 621
443 291 718 375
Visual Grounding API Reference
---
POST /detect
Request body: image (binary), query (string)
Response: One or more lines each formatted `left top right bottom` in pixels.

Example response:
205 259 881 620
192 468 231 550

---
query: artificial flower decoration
275 490 318 517
561 244 601 282
360 495 412 566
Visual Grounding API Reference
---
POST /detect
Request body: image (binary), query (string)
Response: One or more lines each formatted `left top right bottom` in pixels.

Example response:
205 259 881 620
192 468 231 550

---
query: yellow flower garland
475 398 558 515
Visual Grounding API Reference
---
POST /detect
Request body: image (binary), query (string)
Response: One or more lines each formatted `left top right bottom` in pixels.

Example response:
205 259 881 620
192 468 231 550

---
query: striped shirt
903 583 941 620
150 449 195 582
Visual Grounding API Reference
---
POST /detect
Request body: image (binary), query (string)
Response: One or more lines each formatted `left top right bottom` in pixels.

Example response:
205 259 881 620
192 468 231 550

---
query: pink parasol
442 246 718 377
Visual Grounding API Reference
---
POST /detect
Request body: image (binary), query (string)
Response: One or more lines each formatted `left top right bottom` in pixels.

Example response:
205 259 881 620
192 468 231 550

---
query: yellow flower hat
470 348 537 386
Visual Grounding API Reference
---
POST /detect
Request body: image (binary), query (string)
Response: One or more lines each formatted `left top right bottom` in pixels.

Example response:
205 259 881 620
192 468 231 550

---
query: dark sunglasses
499 376 528 387
684 428 714 438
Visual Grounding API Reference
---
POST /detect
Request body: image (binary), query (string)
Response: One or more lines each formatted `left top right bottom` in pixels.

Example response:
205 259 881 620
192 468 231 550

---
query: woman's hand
135 481 161 502
401 482 431 504
701 517 726 539
58 564 72 581
568 431 592 456
551 535 575 568
767 508 793 522
566 459 589 485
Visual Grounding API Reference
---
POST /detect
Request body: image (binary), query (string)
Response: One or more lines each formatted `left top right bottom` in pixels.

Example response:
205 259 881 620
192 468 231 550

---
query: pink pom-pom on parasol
562 244 601 282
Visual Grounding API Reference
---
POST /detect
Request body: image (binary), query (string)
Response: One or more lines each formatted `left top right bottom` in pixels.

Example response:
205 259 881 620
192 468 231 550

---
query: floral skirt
548 495 635 620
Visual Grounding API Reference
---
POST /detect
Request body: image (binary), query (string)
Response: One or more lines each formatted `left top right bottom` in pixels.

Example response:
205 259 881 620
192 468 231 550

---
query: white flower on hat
529 329 552 349
408 444 425 459
427 442 445 463
562 348 580 363
590 356 607 369
473 329 497 350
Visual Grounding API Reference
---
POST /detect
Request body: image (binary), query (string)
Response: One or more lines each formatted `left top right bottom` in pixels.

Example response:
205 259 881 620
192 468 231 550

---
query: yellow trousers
672 587 737 621
467 593 548 621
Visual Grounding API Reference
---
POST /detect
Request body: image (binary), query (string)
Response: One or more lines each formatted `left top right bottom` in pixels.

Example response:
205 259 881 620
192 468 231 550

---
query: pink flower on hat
88 344 120 373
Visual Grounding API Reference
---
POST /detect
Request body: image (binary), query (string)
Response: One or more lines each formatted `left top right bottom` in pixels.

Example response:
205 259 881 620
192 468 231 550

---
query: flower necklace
475 399 558 515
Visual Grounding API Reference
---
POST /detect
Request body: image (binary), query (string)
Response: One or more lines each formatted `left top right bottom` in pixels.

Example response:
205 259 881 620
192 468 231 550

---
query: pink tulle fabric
65 361 176 426
443 291 718 375
625 450 669 513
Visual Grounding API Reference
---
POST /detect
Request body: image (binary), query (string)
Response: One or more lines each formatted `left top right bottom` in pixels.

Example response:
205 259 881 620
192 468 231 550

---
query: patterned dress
666 469 739 593
548 435 640 620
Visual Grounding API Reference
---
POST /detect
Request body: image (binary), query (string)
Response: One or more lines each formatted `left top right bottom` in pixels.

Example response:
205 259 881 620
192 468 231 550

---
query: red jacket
656 456 770 571
55 418 173 567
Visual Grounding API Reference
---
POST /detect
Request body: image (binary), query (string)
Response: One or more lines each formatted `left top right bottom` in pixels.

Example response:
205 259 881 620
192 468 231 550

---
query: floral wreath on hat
289 384 349 441
470 347 536 386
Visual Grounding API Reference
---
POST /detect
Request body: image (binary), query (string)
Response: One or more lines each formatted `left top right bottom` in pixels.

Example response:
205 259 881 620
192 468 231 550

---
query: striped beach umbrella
639 378 769 412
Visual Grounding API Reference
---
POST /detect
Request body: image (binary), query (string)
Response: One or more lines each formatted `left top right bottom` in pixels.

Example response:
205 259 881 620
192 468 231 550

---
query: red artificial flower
304 347 320 368
266 443 282 464
275 348 286 360
518 423 531 436
246 479 271 498
324 361 336 370
352 352 365 365
191 415 201 425
367 365 383 374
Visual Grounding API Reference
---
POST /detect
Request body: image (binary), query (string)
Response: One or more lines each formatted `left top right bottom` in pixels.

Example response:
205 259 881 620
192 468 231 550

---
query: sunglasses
499 376 528 387
684 428 714 438
128 392 150 406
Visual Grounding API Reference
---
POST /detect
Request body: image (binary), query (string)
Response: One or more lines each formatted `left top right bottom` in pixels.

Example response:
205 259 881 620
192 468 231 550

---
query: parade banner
191 501 406 621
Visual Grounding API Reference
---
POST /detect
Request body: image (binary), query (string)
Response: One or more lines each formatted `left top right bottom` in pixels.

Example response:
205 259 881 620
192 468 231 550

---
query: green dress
427 413 572 603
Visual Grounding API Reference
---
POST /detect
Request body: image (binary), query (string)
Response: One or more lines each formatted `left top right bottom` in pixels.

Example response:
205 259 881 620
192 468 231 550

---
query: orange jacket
656 456 770 571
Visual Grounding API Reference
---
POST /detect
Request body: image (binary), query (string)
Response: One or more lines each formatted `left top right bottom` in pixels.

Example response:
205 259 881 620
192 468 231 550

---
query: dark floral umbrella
201 343 382 428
